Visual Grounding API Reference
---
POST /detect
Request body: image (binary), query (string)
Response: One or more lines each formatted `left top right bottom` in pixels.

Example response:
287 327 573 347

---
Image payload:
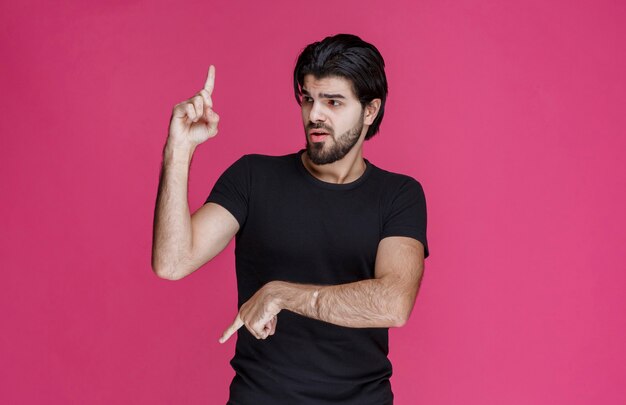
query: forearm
151 142 196 279
272 278 412 328
220 238 424 341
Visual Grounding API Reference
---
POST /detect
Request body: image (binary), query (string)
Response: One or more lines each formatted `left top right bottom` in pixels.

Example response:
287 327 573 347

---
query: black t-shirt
205 150 429 405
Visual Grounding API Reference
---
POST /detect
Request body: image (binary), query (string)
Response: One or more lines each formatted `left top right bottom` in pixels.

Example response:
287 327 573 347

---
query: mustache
306 122 333 133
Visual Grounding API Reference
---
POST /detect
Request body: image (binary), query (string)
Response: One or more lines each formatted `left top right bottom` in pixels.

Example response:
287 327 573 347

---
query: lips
309 130 329 135
308 126 332 143
310 134 329 142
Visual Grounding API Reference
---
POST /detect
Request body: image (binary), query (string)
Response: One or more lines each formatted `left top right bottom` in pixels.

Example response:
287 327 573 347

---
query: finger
244 323 262 339
191 95 203 122
219 314 243 344
250 316 273 340
262 322 272 336
172 102 188 119
199 89 213 109
269 316 277 335
184 103 197 122
261 316 276 338
259 324 270 340
207 110 220 135
200 95 214 121
203 65 215 96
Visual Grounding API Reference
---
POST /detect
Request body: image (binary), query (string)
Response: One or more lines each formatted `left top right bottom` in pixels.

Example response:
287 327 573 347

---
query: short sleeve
204 155 250 228
381 178 429 258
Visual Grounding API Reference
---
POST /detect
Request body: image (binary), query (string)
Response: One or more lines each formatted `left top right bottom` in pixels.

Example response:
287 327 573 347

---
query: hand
220 283 281 343
168 65 220 149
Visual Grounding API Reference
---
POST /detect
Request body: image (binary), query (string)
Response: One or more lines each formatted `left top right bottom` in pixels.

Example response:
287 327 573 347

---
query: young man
152 34 429 404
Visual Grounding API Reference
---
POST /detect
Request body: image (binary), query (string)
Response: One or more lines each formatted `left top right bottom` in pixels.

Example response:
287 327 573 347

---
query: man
152 34 429 404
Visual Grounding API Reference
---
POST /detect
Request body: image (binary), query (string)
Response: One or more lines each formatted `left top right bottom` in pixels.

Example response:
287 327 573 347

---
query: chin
306 145 343 165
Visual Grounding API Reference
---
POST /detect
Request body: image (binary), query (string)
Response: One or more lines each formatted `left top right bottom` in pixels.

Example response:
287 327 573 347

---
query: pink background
1 0 625 404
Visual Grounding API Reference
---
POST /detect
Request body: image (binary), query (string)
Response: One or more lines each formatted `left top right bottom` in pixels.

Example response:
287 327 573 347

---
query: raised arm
220 236 425 342
152 66 239 280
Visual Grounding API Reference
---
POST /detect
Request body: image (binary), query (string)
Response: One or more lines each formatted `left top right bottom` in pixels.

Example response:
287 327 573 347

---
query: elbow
151 259 185 281
389 297 415 328
152 265 176 280
151 248 190 280
151 252 204 281
391 313 409 328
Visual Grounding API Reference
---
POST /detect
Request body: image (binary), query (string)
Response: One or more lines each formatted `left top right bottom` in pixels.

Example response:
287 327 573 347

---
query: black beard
304 120 363 165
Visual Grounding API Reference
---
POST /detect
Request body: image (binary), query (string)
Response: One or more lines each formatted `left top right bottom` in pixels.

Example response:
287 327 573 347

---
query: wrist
269 281 319 315
262 281 286 313
163 140 196 164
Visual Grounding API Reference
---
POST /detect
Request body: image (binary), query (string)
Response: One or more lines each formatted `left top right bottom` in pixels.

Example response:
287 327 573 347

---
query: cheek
346 109 364 128
301 106 310 122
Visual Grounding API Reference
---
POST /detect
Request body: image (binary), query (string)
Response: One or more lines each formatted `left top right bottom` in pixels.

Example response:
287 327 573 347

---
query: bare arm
151 66 239 280
283 236 424 327
220 236 425 341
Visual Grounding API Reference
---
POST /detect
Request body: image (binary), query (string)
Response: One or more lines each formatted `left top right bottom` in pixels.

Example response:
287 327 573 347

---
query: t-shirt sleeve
204 155 250 228
381 178 429 258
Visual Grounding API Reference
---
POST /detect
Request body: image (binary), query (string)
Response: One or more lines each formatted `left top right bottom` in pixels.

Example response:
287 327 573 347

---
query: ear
363 99 381 125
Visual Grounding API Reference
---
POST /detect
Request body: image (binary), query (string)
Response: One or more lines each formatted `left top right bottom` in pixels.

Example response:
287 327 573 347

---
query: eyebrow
301 89 346 99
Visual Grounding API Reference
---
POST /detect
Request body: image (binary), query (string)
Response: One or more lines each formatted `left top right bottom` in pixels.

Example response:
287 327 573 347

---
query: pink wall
2 0 625 404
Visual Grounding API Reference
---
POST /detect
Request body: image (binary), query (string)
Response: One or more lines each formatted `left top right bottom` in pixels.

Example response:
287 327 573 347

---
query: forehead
302 74 357 99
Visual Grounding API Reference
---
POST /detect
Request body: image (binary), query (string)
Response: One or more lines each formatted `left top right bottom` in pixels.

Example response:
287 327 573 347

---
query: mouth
308 129 331 143
311 134 328 142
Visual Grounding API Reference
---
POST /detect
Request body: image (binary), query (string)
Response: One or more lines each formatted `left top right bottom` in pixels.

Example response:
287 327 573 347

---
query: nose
308 101 327 123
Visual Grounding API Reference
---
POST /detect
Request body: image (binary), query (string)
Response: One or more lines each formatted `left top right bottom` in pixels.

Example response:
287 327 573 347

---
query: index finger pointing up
204 65 215 95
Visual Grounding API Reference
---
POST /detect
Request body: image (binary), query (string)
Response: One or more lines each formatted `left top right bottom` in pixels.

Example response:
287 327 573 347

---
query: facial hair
304 113 364 165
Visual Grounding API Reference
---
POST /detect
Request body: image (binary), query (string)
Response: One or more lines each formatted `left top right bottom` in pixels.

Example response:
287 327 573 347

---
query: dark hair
293 34 388 140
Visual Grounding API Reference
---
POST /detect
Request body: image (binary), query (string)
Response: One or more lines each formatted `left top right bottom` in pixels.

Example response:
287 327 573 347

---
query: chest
236 184 383 283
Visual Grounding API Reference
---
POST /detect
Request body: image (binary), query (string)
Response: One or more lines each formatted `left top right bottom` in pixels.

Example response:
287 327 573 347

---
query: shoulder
229 153 301 182
239 152 298 168
368 163 425 196
226 153 300 185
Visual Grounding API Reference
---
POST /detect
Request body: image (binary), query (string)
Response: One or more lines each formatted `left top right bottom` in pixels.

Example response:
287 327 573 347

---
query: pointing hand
220 284 281 343
168 65 220 148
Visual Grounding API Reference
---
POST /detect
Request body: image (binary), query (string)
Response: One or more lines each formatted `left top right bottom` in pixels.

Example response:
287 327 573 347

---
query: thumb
206 109 220 137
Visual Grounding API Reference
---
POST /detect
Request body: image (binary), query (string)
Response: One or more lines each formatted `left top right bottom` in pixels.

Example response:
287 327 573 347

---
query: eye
329 100 341 107
302 96 313 104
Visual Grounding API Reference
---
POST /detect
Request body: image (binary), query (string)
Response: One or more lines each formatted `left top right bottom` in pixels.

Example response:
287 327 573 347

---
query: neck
301 144 367 184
